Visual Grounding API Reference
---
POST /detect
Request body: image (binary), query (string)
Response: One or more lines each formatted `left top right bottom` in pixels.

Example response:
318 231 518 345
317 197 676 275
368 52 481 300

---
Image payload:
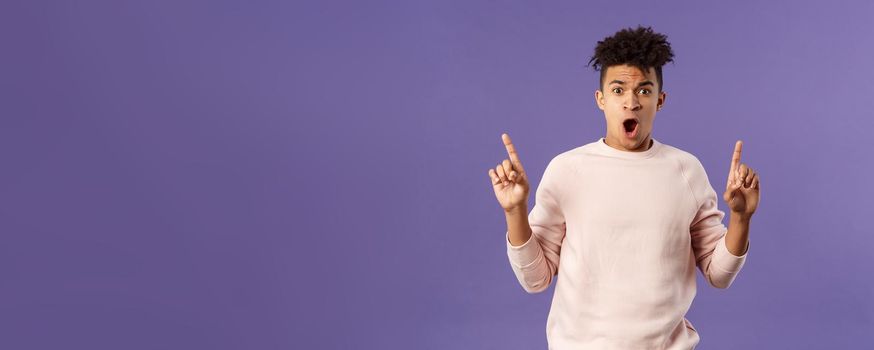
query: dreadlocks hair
587 26 675 93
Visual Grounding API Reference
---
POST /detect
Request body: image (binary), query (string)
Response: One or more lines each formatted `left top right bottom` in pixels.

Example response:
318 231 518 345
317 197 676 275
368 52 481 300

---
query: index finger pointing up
502 133 525 173
730 140 743 176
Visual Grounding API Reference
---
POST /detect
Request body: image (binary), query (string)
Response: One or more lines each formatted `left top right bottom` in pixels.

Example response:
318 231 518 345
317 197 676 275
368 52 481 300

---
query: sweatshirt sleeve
683 155 748 289
506 157 567 294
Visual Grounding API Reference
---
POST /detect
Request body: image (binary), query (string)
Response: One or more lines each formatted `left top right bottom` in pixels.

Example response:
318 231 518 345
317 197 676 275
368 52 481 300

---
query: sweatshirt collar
594 137 662 159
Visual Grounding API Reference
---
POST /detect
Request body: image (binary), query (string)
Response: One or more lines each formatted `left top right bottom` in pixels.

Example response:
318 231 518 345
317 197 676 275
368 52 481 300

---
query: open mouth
622 118 639 138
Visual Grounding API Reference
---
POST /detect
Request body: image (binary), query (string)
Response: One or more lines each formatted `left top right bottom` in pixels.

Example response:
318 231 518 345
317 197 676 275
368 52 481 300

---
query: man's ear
595 89 605 111
657 91 667 110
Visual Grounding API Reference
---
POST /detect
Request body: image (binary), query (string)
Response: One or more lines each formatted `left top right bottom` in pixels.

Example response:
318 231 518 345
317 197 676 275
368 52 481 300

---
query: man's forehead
604 65 656 81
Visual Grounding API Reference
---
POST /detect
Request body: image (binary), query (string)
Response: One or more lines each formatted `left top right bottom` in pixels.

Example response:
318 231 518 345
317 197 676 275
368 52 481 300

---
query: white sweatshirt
506 137 748 349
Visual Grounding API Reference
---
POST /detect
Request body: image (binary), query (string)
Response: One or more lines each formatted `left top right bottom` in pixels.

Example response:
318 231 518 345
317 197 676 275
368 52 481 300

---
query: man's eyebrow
608 80 655 88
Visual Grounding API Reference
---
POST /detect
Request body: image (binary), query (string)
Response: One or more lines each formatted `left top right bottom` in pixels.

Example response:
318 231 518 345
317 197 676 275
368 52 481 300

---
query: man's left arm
725 213 751 256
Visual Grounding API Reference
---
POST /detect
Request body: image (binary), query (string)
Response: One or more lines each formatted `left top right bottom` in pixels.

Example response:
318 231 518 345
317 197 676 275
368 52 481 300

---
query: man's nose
624 94 642 111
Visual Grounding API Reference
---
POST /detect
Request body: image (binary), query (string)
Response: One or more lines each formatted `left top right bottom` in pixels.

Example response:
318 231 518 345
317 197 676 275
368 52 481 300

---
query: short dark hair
587 26 674 92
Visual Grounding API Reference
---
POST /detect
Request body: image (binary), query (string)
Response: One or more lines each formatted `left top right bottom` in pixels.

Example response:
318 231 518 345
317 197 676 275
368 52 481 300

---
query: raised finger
729 140 743 179
502 133 526 174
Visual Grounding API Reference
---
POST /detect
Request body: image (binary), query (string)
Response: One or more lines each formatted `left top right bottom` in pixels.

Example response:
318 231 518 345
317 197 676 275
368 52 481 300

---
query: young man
487 26 759 349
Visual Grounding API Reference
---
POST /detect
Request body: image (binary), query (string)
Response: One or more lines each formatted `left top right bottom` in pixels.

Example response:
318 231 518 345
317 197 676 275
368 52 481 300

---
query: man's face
595 64 666 152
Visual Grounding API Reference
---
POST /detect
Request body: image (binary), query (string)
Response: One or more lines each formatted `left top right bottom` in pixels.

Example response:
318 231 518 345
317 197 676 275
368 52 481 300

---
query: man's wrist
505 204 528 216
730 211 752 223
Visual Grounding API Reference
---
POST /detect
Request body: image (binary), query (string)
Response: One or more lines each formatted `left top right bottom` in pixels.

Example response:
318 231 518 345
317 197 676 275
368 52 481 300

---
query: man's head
588 26 674 152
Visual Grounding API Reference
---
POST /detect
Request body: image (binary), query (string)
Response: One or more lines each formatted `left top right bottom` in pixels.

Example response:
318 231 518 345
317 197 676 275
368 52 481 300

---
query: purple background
2 0 872 349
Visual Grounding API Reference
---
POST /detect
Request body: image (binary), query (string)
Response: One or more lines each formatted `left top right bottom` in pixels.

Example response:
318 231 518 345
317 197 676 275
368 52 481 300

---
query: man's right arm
488 133 565 294
505 158 566 294
506 205 532 247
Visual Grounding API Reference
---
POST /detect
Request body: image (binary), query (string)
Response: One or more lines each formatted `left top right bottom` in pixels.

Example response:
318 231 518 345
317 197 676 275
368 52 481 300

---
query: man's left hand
723 140 760 218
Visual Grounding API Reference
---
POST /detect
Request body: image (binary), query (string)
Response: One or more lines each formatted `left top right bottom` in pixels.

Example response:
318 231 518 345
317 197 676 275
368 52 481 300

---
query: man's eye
638 89 651 95
612 88 622 94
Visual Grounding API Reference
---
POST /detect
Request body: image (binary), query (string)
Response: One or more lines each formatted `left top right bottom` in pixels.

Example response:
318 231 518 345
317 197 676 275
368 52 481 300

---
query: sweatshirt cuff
711 234 748 273
506 230 544 268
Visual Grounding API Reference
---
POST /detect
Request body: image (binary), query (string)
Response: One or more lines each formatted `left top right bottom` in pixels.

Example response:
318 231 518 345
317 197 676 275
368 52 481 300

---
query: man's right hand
488 133 530 213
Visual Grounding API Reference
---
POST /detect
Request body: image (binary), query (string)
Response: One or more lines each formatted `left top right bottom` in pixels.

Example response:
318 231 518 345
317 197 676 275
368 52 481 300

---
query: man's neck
603 136 653 152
